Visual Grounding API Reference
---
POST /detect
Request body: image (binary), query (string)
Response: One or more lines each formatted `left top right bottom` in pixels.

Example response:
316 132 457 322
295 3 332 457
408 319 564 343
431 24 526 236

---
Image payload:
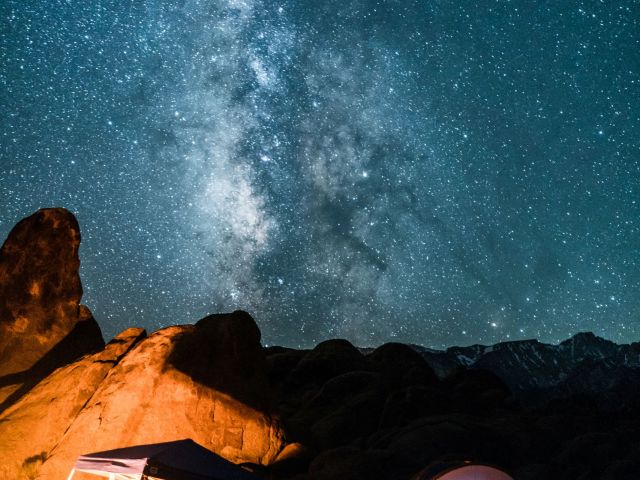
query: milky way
1 0 639 347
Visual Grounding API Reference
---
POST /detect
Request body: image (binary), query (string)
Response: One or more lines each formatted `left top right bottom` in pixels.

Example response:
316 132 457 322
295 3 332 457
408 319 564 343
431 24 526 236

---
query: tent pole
66 468 76 480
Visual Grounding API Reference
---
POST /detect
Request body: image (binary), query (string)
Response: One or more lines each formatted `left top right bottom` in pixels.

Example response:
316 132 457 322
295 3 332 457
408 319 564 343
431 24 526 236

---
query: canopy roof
72 439 257 480
414 462 514 480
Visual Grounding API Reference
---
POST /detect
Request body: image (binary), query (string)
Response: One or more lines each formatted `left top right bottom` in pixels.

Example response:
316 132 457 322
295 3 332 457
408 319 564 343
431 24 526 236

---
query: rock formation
0 328 145 479
0 208 104 409
37 312 285 479
0 310 287 480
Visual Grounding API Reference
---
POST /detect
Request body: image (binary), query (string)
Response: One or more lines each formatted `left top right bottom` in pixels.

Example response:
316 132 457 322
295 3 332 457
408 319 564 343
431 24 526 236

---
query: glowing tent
67 439 258 480
412 461 514 480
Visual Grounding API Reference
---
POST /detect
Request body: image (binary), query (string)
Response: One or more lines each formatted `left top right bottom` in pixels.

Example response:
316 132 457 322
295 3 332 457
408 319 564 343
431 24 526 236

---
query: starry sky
1 0 639 348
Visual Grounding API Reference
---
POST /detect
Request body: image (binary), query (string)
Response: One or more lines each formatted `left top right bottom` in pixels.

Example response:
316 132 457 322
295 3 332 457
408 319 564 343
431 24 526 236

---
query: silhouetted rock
168 310 271 408
289 339 370 388
556 432 620 477
307 371 385 449
368 343 438 389
378 385 449 429
277 339 373 434
367 414 517 473
305 446 406 480
266 347 307 388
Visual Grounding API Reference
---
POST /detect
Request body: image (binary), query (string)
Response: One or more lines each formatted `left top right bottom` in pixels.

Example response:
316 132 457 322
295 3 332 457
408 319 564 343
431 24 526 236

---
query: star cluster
1 0 639 348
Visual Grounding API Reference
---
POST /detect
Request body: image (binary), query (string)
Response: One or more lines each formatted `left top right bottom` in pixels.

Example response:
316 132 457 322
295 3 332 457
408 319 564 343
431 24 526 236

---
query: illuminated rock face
0 328 146 479
36 311 285 479
0 312 285 480
0 208 103 379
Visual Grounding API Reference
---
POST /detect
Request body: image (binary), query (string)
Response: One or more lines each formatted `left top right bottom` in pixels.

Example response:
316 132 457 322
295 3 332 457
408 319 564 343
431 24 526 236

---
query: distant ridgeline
410 331 640 403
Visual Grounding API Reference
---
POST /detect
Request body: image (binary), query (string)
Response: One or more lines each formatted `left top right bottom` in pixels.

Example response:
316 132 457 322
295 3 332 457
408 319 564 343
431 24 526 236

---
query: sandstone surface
0 208 104 406
37 311 285 480
0 328 145 479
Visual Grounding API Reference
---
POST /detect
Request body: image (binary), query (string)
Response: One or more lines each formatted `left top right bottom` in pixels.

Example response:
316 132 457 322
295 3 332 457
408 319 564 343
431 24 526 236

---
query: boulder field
0 209 639 480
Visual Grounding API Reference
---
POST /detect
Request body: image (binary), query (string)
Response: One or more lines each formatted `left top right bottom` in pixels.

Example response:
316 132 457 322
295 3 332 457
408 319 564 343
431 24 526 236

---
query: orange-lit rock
0 328 146 479
36 311 285 480
0 208 104 383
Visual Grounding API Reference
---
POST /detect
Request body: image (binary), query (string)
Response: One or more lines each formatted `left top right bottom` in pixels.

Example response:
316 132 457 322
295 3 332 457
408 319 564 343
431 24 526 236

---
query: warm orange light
29 281 41 297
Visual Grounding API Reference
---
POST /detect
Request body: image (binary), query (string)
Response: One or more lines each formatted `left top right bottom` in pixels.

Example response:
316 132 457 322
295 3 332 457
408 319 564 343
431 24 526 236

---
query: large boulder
555 432 621 478
367 343 438 390
265 347 308 389
37 311 286 479
168 310 271 407
0 328 146 479
0 208 104 408
378 384 450 429
282 339 371 408
288 339 371 388
367 414 518 473
293 371 385 449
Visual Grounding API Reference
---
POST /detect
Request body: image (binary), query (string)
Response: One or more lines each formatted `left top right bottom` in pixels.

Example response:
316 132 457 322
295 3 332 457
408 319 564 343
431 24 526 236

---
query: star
0 0 638 348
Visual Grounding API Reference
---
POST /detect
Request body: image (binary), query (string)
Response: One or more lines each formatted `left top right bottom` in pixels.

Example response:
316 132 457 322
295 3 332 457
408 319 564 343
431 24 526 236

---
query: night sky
1 1 639 348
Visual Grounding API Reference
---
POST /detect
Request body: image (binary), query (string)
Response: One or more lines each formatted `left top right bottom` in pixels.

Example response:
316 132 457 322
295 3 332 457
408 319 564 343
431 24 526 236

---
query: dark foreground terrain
1 209 639 479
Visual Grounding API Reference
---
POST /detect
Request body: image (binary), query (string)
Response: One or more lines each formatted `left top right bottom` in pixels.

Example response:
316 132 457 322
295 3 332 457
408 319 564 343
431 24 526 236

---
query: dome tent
412 461 514 480
67 439 258 480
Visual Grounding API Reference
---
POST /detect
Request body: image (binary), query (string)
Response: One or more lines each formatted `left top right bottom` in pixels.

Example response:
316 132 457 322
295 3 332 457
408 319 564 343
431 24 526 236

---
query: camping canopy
413 461 514 480
68 439 258 480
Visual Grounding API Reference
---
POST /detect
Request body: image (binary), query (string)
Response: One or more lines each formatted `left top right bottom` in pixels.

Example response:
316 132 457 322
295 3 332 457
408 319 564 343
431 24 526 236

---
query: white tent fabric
67 470 143 480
